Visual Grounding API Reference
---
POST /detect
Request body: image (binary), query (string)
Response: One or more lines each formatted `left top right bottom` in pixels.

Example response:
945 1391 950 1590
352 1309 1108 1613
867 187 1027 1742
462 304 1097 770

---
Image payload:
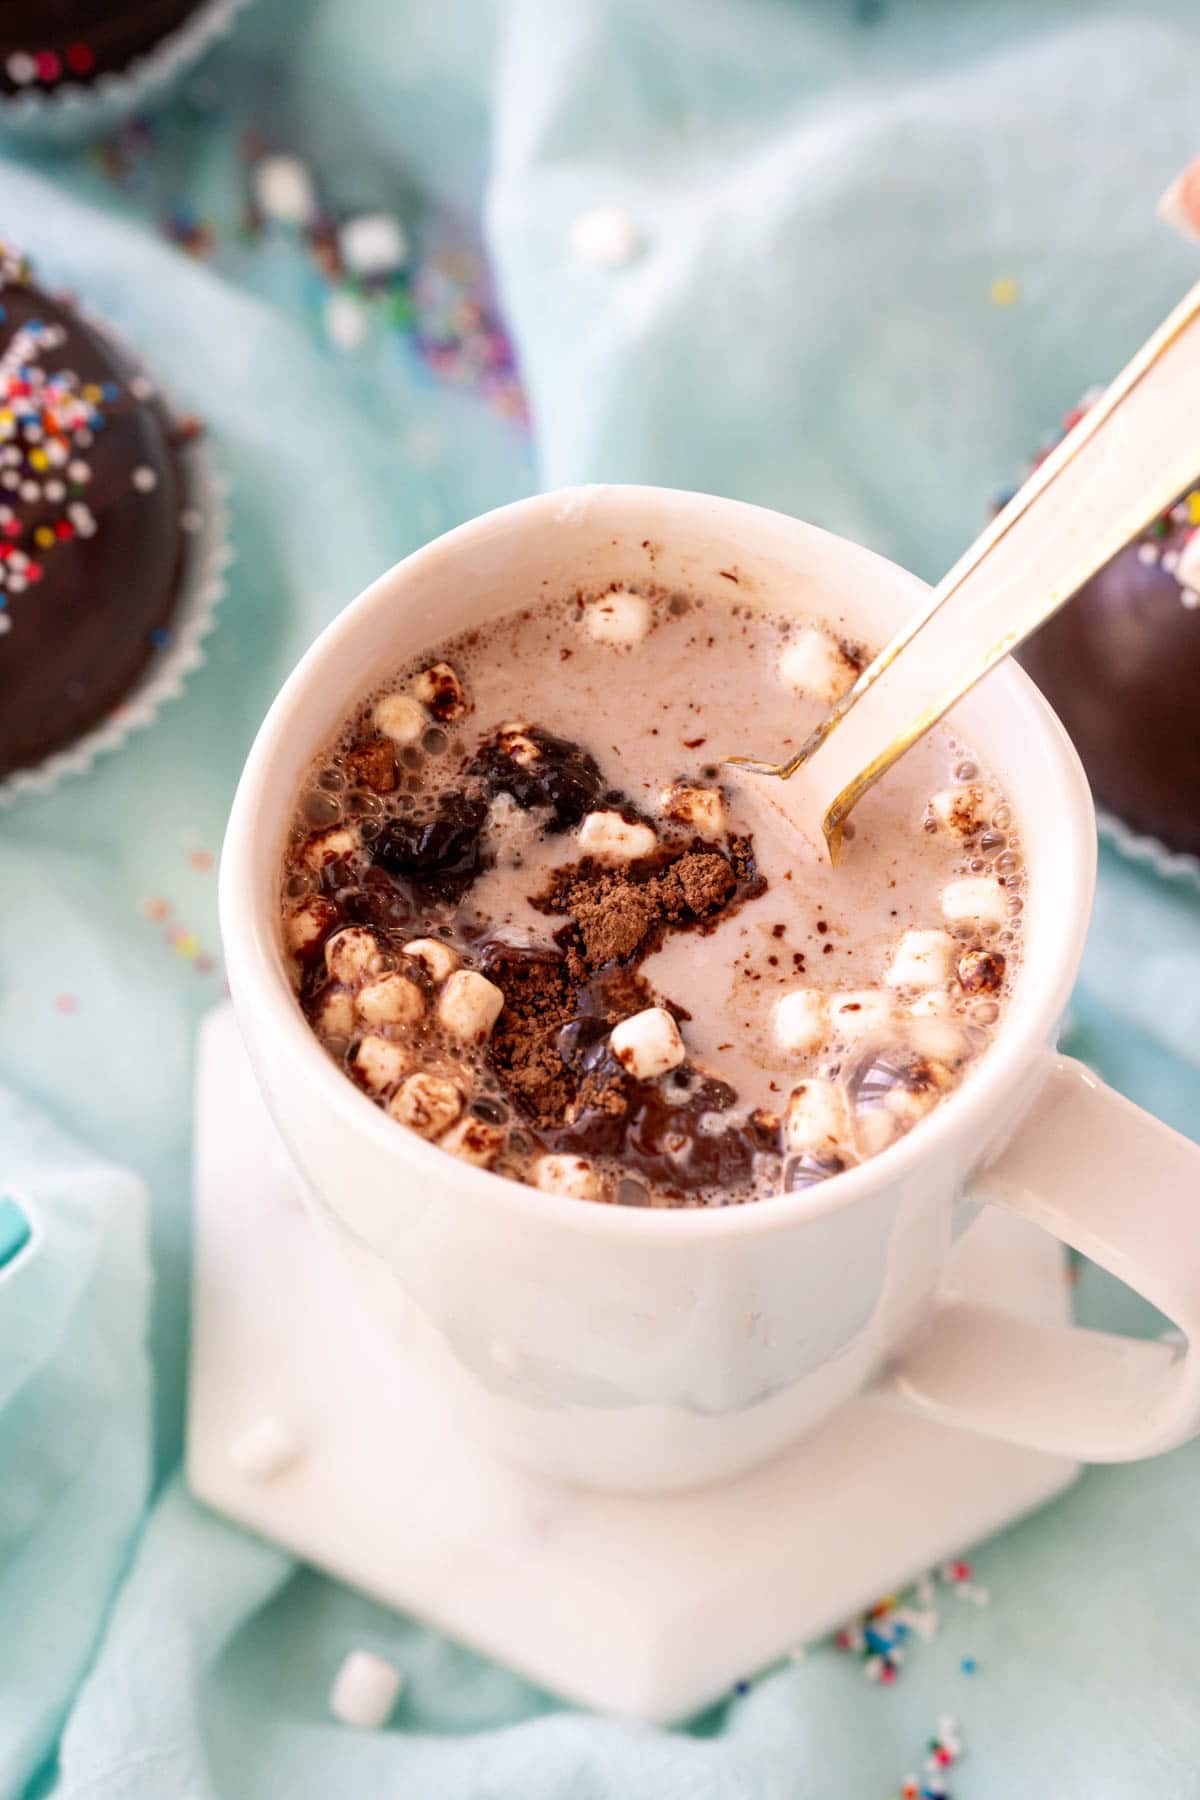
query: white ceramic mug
220 486 1200 1493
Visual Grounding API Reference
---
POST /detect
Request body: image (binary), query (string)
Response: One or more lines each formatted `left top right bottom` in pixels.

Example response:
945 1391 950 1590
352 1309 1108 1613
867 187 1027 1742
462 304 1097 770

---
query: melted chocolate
469 724 605 829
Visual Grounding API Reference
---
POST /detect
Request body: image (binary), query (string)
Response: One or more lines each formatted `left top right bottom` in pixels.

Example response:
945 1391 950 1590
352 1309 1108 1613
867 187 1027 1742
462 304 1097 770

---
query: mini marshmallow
389 1072 463 1138
325 927 389 987
772 989 827 1057
315 988 356 1041
855 1107 900 1158
329 1649 405 1730
438 969 505 1042
228 1417 303 1483
373 692 426 745
535 1154 601 1200
304 825 358 870
325 291 369 352
885 929 956 991
411 660 467 721
941 877 1007 933
928 785 1000 838
783 1079 850 1155
583 590 650 647
495 721 542 766
338 211 408 278
659 781 726 840
285 896 335 959
610 1006 685 1080
570 203 641 268
778 628 857 703
577 810 657 864
351 1033 412 1093
254 153 317 224
908 1016 970 1067
401 937 460 983
356 971 426 1027
439 1114 507 1167
908 988 952 1018
828 989 894 1042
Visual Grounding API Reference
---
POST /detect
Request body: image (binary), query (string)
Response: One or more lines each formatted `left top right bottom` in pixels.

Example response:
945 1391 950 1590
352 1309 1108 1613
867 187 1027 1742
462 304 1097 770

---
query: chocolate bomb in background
0 2 206 93
1010 408 1200 858
0 244 192 779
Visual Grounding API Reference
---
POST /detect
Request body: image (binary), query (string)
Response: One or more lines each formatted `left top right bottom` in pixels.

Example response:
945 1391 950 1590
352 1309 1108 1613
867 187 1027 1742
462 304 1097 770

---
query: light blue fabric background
2 1 1199 1793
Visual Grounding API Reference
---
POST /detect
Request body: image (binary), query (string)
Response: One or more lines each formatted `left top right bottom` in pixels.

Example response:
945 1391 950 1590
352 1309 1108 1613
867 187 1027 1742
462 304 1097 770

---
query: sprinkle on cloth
894 1716 964 1800
833 1561 987 1684
87 112 529 424
140 895 218 974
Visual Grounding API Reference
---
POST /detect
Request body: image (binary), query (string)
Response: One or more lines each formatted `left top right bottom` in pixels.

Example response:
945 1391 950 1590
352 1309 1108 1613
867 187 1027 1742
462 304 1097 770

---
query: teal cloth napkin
3 1 1200 1794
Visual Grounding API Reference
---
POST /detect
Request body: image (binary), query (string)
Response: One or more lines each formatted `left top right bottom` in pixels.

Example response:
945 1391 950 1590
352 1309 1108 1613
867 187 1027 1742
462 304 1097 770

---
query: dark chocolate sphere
1012 397 1200 857
0 246 189 778
0 2 204 94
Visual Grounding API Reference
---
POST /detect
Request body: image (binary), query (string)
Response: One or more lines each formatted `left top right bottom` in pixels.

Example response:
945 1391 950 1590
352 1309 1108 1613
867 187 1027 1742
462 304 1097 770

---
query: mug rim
220 484 1097 1244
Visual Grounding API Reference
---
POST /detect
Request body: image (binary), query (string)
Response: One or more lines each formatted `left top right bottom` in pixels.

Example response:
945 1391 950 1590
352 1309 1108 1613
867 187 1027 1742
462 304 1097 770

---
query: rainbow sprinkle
140 894 218 975
895 1716 964 1800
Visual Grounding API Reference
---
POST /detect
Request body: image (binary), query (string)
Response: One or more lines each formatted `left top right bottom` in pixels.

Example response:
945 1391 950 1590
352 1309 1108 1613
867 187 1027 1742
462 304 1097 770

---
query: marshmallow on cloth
330 1649 405 1730
610 1006 685 1079
338 211 408 278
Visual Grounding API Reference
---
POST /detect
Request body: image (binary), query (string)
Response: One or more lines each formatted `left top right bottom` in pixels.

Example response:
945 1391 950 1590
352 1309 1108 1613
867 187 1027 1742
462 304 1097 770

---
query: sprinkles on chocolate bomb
0 2 208 95
0 242 199 780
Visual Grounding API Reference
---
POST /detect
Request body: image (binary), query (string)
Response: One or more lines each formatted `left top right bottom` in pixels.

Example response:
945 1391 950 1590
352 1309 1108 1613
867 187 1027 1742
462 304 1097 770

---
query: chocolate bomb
0 2 205 93
1011 411 1200 856
0 247 192 778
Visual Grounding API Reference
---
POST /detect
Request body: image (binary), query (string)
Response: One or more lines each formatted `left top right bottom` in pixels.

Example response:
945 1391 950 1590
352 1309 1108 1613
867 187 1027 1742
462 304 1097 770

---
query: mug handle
887 1055 1200 1461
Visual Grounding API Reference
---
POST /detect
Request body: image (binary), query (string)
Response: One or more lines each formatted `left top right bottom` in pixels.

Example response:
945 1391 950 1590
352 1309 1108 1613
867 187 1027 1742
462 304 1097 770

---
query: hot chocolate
280 586 1024 1206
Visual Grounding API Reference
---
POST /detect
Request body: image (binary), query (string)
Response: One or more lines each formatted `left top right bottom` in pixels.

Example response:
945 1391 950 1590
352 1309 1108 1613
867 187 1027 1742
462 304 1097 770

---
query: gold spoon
726 277 1200 862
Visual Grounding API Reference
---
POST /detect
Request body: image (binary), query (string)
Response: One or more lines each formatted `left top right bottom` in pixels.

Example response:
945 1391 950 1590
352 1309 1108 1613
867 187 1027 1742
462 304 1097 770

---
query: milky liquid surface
280 588 1024 1207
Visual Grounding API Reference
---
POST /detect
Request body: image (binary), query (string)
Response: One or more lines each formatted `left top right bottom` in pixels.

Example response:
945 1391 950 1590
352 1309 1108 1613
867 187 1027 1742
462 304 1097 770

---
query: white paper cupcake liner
1097 808 1200 892
0 315 232 808
0 0 253 142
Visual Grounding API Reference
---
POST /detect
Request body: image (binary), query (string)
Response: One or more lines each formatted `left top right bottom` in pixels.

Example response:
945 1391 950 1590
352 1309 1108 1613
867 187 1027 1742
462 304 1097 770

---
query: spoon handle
745 279 1200 861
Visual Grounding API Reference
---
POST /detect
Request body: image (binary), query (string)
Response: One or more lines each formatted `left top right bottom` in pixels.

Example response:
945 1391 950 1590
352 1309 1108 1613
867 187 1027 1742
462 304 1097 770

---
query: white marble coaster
188 1004 1078 1722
